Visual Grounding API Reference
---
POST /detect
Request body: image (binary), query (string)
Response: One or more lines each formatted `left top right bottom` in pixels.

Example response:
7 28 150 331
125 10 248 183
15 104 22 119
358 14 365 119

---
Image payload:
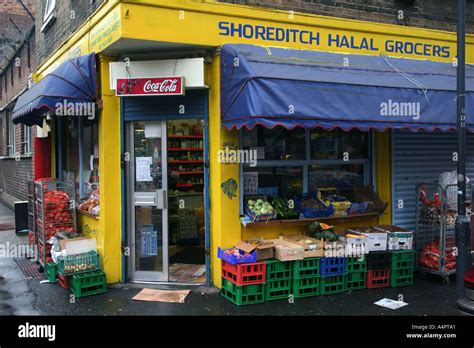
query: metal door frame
126 120 169 282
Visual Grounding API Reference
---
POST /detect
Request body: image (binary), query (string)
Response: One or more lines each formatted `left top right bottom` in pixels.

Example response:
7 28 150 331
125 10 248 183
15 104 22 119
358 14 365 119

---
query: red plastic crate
367 269 390 289
222 261 266 285
58 274 70 290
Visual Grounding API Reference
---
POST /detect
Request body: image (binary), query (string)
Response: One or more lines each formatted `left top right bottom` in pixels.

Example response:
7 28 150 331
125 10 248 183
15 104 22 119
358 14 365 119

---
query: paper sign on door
136 157 153 182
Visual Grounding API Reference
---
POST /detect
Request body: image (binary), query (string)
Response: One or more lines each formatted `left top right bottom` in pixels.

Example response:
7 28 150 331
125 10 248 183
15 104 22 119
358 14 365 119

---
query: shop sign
116 77 185 96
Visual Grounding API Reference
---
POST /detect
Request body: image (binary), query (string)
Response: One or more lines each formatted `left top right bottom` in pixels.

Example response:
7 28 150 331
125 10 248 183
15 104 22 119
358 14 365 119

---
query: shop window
310 129 369 160
241 126 371 210
57 116 99 203
21 124 32 155
242 126 305 161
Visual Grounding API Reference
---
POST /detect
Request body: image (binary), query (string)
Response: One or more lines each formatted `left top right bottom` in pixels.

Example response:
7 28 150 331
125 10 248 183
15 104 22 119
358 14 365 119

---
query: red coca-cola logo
116 77 184 96
143 79 178 93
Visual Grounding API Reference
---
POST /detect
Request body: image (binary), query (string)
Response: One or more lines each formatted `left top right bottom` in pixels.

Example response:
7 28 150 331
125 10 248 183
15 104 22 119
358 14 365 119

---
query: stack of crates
265 259 293 300
366 251 391 288
221 261 266 305
56 250 108 298
319 257 345 295
390 250 415 287
344 257 367 291
292 258 320 298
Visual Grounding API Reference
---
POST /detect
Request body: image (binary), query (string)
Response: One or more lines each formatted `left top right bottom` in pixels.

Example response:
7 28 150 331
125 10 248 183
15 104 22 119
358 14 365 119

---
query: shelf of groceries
240 186 387 227
218 222 416 306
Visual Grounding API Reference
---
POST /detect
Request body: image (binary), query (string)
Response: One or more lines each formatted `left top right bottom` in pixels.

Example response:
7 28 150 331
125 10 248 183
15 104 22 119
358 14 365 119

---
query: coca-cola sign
116 76 185 96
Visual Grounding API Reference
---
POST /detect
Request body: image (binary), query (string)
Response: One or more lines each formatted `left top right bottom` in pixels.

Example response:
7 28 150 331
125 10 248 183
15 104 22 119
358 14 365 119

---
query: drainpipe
455 0 471 301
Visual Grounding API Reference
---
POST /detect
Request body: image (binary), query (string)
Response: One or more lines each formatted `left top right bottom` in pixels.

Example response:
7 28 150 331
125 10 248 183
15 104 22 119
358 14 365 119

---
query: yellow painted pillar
209 55 241 288
97 54 122 283
375 130 392 225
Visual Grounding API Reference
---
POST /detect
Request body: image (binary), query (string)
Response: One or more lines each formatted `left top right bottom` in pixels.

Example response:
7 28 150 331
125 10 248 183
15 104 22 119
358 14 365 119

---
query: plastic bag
439 170 469 189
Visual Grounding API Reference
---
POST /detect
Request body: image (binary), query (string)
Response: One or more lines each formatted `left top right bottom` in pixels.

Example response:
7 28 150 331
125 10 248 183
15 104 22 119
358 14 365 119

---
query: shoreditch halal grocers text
218 22 451 59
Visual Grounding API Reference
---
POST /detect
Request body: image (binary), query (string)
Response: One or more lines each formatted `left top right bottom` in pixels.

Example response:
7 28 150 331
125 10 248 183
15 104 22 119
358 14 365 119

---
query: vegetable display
418 240 456 271
246 199 276 221
270 196 300 219
308 221 338 241
42 190 74 240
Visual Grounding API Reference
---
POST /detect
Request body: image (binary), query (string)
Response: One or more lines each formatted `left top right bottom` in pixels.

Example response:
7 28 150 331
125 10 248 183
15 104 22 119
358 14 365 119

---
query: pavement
0 204 39 315
0 199 468 316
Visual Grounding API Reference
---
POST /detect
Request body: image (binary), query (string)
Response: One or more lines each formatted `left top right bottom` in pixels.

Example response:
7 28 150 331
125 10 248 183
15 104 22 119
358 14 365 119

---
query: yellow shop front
11 0 473 288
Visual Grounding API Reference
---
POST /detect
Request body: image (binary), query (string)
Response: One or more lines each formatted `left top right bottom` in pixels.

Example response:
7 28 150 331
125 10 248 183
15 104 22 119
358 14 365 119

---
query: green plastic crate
57 250 101 276
320 274 345 295
293 258 320 279
265 259 292 281
45 262 57 283
293 277 320 298
390 250 415 270
390 268 414 287
70 270 107 298
265 279 292 301
221 278 265 305
344 271 367 291
344 257 367 273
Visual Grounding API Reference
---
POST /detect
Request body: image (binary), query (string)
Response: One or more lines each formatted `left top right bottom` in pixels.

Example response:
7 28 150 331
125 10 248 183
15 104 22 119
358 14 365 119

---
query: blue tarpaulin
12 53 97 126
220 44 474 132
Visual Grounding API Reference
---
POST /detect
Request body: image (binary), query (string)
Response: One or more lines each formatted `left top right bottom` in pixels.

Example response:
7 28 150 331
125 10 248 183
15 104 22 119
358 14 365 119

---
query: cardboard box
270 238 305 261
353 186 388 215
372 225 413 250
336 229 369 256
235 239 274 261
60 237 97 255
347 227 388 252
283 235 325 258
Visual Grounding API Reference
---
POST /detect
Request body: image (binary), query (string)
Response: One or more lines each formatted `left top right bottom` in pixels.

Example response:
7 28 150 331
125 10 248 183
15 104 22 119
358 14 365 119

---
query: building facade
0 0 36 207
11 0 474 288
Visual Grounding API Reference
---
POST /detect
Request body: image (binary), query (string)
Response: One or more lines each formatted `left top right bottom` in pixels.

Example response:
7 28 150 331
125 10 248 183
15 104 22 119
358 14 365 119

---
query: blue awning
220 44 474 132
12 53 97 126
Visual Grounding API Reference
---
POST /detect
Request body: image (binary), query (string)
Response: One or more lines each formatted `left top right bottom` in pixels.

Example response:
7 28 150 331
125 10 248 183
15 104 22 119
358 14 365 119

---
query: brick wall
1 157 33 204
219 0 474 33
34 0 105 66
0 31 36 110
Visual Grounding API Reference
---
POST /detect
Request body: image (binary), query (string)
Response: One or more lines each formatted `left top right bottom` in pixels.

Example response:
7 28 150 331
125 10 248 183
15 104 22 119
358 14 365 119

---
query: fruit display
270 196 300 219
79 189 100 216
318 188 351 217
296 193 334 218
218 246 256 264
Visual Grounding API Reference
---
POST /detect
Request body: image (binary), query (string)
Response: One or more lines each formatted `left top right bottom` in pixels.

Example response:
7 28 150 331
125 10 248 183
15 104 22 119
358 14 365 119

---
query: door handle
156 189 167 209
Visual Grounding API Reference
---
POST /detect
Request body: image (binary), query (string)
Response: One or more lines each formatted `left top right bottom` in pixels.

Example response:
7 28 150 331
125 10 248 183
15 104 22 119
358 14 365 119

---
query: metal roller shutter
122 89 206 121
391 131 474 231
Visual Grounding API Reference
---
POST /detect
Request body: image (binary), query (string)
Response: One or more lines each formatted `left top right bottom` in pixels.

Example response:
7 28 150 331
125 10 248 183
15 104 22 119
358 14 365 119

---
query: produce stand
240 212 381 228
34 179 77 270
415 182 471 284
